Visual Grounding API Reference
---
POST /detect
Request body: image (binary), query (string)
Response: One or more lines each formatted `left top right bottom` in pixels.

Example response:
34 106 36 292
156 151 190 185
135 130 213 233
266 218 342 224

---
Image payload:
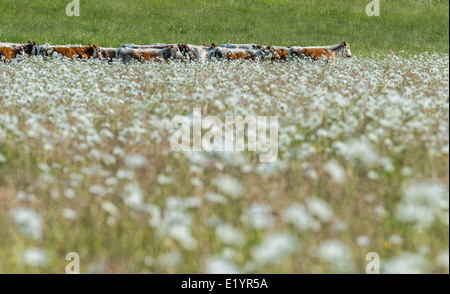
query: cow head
13 44 27 57
21 41 37 56
256 45 279 61
267 46 278 57
178 44 191 59
90 44 103 59
40 44 54 57
84 44 101 59
167 45 184 60
342 41 352 58
31 41 40 55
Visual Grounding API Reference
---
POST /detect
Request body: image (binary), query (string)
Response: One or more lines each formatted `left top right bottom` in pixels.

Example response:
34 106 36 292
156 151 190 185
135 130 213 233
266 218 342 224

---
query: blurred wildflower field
0 52 448 273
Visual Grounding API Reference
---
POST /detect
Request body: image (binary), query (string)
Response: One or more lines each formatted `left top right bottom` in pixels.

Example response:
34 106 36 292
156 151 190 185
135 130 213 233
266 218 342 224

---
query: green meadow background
0 0 448 55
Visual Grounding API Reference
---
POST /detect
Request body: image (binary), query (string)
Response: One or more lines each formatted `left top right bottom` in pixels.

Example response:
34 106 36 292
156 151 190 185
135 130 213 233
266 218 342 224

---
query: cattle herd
1 41 352 63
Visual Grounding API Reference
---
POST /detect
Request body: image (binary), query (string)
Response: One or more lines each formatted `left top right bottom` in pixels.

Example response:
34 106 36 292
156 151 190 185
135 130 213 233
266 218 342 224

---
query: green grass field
0 0 448 55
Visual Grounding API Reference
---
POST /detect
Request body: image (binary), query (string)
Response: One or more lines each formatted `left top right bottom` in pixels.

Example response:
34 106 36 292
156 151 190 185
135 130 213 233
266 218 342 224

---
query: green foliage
0 0 448 55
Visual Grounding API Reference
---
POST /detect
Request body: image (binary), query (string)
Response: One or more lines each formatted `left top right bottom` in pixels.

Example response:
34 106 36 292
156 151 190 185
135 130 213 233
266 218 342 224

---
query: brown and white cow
288 42 353 62
265 46 290 62
119 43 186 58
40 44 100 59
210 47 258 61
0 42 27 62
116 45 184 63
1 41 42 63
210 46 275 62
93 47 117 62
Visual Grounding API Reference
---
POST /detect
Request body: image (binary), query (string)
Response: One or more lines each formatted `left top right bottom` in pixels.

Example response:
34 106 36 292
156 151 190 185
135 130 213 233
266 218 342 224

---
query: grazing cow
116 45 184 63
20 41 40 56
120 43 185 59
40 44 100 59
219 43 263 50
289 42 353 62
0 41 42 62
94 47 117 62
176 44 190 59
210 46 273 61
0 42 27 62
0 46 19 62
266 46 290 62
176 44 216 61
210 47 257 61
205 43 217 59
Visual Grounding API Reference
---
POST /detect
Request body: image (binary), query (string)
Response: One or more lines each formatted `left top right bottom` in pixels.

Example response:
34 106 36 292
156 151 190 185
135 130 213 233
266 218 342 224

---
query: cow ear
212 43 216 48
343 42 347 46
